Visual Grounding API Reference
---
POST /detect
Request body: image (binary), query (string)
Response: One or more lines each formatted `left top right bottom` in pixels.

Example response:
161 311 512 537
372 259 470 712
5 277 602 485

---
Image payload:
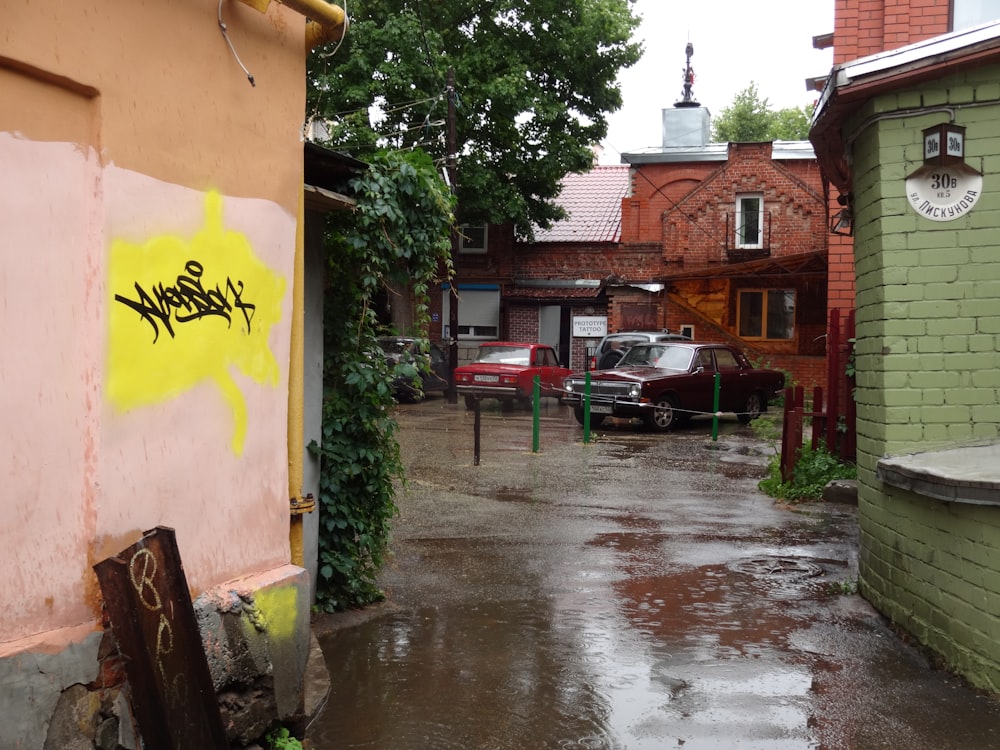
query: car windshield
378 338 413 356
474 346 531 366
619 344 693 371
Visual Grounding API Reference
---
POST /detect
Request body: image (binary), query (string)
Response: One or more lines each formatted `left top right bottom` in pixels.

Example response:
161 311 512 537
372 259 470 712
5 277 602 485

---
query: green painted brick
926 282 975 301
974 81 1000 100
949 85 977 104
941 335 974 352
909 370 961 389
972 369 1000 387
923 88 951 107
961 297 1000 316
969 335 999 352
927 316 977 335
946 424 977 441
914 337 943 353
961 263 1000 282
909 300 961 318
978 318 1000 333
909 265 959 284
917 244 968 262
969 209 1000 229
959 228 1000 249
945 389 997 406
944 352 997 369
973 422 1000 440
883 389 930 406
883 285 925 302
885 319 928 337
920 405 972 423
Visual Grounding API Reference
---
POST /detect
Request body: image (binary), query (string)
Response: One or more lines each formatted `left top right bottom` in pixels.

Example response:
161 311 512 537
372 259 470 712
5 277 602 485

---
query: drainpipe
242 0 348 50
288 190 314 566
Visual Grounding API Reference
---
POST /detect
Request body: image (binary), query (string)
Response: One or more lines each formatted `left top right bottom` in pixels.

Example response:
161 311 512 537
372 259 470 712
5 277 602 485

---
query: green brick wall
849 64 1000 692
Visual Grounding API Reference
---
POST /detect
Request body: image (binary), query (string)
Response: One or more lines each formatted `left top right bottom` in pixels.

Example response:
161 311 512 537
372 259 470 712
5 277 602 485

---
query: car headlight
628 384 641 398
564 380 574 393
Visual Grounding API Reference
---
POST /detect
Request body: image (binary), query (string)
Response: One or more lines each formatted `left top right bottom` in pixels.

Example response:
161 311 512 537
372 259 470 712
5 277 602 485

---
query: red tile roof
531 166 630 244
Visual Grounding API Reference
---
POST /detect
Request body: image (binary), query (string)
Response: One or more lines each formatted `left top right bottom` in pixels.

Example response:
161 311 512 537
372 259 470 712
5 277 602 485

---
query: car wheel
464 395 478 410
738 391 765 424
573 407 606 427
644 395 678 431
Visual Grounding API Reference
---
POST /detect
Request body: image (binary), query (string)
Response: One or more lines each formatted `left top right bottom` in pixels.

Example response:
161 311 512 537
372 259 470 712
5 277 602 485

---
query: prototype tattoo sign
906 122 982 222
108 191 286 455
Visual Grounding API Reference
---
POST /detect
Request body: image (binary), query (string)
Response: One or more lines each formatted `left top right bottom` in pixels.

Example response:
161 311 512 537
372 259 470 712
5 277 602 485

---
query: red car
455 342 572 409
562 342 785 431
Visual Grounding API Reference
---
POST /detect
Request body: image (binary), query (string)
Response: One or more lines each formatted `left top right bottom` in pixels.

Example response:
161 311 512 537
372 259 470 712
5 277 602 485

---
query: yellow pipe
288 188 306 567
281 0 348 50
239 0 348 51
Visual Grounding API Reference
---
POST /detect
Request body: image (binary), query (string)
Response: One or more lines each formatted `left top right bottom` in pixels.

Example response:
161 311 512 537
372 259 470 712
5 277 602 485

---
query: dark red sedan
455 342 572 409
562 342 784 430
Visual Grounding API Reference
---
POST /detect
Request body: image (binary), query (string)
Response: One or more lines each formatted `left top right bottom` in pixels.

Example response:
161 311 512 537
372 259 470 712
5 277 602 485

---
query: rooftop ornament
676 42 699 108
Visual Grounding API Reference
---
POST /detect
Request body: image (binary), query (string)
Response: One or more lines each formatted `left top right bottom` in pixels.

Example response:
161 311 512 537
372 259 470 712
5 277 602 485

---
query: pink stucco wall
1 0 307 647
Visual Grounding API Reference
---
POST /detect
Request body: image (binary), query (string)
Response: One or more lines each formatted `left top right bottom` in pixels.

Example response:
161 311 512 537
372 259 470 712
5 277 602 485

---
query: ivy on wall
310 149 454 611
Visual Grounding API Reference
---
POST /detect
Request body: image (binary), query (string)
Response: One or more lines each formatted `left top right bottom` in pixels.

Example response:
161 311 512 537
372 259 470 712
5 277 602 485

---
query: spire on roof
675 41 699 108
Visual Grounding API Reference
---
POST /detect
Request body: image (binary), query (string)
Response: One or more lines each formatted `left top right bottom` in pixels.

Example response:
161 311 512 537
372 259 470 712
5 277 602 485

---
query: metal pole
711 371 721 441
446 67 459 404
532 376 540 453
583 371 592 444
473 397 481 466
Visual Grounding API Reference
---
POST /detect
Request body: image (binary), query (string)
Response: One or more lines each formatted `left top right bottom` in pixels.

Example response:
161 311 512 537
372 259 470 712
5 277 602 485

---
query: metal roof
621 141 815 165
530 166 630 243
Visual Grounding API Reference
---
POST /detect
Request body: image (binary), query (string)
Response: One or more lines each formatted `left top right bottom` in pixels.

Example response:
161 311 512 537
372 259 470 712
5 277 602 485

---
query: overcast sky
598 0 835 164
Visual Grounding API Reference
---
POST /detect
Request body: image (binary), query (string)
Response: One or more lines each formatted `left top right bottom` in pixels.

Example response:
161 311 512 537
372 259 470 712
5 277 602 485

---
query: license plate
474 374 499 383
590 404 613 414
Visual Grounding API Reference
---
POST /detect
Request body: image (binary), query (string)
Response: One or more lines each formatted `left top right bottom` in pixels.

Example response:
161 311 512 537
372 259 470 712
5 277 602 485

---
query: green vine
266 726 303 750
309 149 454 612
758 441 857 503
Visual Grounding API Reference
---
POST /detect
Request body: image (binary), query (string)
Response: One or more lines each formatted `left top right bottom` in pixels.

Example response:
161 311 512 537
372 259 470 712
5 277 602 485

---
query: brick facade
832 0 949 64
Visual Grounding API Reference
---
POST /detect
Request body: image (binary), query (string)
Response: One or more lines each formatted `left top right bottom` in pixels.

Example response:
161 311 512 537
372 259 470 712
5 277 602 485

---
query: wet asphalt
307 396 1000 749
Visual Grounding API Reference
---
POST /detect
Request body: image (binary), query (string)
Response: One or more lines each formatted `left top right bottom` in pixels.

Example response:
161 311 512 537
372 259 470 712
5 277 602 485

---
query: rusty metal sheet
94 527 227 750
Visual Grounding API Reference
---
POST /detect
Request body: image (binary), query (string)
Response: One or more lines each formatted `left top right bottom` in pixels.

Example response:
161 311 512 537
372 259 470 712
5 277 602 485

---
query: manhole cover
730 557 823 580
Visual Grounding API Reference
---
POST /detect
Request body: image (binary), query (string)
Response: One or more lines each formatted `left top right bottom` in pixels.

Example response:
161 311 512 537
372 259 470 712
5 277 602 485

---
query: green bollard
583 371 592 444
532 375 540 453
711 371 721 441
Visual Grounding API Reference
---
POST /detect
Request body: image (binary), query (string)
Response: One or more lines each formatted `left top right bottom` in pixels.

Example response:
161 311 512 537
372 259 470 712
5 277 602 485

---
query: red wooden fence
781 308 856 481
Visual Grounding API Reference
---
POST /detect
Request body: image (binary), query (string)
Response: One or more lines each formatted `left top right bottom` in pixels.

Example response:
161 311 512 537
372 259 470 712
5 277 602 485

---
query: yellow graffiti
252 585 300 640
108 191 286 455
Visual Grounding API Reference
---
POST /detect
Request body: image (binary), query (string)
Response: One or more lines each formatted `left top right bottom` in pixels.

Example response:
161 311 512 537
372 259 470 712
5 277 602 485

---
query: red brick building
434 103 832 390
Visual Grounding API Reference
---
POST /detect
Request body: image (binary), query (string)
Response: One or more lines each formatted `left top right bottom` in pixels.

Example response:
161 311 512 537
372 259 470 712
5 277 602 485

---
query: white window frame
442 287 499 339
459 225 488 254
735 193 764 249
953 0 1000 30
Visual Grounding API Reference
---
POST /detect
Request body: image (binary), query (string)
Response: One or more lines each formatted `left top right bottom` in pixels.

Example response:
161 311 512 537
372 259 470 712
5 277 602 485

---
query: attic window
735 193 764 249
459 225 488 254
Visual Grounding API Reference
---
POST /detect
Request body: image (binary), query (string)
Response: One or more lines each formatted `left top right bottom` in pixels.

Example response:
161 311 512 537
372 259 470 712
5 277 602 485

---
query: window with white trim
738 289 795 340
735 193 764 249
459 225 488 254
953 0 1000 30
442 288 499 339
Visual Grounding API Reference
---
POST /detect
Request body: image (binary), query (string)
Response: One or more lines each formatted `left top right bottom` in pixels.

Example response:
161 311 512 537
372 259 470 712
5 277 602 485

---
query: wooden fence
780 308 856 481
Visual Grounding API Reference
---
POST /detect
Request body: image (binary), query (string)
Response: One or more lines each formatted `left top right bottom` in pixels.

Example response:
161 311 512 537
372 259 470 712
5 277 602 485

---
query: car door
714 347 752 410
534 347 562 394
687 347 719 414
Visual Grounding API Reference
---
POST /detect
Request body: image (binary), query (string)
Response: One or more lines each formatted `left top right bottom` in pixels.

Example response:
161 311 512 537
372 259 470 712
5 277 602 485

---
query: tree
711 82 813 142
307 0 641 237
310 150 455 611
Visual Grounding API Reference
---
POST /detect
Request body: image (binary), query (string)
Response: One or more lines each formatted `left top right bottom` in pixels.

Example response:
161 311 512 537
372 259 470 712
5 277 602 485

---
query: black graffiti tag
115 260 257 343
